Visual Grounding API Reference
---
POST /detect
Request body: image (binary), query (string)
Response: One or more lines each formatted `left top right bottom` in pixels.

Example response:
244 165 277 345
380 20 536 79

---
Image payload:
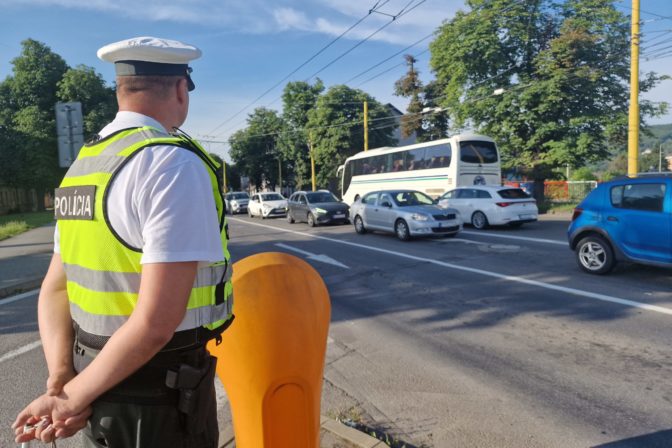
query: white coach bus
337 134 502 204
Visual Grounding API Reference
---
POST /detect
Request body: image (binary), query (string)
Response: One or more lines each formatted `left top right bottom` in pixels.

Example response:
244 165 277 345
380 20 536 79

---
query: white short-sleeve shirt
55 111 224 265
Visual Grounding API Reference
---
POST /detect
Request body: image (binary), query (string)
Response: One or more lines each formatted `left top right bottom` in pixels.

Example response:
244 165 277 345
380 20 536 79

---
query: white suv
437 185 537 229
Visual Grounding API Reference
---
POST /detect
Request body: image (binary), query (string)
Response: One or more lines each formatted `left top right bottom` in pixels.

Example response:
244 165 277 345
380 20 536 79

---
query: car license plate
334 214 345 218
520 214 536 219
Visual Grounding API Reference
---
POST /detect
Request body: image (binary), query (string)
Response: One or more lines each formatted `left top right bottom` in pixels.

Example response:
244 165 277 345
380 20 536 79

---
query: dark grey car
287 190 350 227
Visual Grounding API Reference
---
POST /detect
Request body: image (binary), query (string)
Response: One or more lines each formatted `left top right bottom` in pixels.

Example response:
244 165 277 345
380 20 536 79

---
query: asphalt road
224 213 672 448
1 214 671 447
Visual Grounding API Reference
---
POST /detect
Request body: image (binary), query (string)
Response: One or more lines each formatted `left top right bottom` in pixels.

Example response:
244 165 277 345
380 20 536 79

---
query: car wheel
354 215 367 234
471 211 488 230
307 213 316 227
287 213 295 224
248 208 253 218
508 222 523 228
395 219 411 241
575 235 616 275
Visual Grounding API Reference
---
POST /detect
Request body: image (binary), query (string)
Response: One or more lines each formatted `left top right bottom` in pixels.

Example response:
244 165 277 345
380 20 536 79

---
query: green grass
0 211 54 241
545 202 579 214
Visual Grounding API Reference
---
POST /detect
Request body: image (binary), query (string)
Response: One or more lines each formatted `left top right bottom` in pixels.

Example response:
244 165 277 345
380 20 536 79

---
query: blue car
568 174 672 274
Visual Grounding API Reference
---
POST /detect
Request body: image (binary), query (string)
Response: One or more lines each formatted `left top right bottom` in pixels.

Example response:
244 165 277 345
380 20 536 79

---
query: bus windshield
460 141 498 164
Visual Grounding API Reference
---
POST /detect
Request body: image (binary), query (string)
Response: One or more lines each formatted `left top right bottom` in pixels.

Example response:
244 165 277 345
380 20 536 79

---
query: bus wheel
471 211 489 230
395 219 411 241
354 215 367 234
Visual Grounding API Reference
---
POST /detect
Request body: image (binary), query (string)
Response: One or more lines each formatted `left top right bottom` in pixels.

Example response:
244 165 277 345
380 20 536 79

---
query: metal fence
544 181 598 202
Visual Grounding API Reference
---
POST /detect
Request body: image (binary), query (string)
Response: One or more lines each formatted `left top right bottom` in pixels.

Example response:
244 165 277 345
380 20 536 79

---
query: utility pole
278 158 282 195
363 101 369 152
660 143 663 172
627 0 640 177
222 160 228 193
308 137 316 192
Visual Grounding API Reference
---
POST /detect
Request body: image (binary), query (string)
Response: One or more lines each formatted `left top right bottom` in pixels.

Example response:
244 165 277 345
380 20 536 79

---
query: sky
1 0 671 161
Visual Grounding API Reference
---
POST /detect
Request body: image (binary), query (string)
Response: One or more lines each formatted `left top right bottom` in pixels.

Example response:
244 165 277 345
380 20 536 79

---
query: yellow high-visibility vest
55 126 233 338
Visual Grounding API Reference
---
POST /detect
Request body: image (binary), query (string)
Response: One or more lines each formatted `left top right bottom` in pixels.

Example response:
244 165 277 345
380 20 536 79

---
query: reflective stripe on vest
58 126 233 337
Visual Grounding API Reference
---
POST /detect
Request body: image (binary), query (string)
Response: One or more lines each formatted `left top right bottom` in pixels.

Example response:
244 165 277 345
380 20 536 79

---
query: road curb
0 278 42 300
218 415 385 447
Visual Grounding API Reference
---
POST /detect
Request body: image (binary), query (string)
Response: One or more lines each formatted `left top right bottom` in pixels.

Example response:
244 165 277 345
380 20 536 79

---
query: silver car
225 191 249 215
350 190 462 241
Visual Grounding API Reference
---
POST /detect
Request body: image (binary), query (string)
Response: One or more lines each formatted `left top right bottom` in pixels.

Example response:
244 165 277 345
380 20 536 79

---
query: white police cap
97 37 201 90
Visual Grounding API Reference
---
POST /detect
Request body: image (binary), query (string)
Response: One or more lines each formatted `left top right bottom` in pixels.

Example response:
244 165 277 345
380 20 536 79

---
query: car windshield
306 192 337 203
391 191 434 207
261 193 284 201
497 188 530 199
227 193 248 200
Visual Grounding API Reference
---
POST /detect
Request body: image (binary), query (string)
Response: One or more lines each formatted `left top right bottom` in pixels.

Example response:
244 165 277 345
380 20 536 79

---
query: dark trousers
74 343 219 448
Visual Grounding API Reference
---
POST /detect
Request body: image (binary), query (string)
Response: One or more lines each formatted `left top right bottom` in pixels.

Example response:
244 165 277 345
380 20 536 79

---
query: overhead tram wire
212 0 524 141
212 0 429 140
344 32 434 84
356 48 429 87
206 0 389 137
302 0 428 82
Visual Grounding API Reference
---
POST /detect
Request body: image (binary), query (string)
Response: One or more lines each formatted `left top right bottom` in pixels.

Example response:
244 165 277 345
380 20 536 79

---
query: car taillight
571 207 583 221
496 202 512 207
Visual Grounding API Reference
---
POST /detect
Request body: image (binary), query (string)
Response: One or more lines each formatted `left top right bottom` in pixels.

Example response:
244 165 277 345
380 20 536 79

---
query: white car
437 186 537 229
248 192 288 219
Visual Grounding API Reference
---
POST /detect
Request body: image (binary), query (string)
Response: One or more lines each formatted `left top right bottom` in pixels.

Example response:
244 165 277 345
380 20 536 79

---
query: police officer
13 37 233 448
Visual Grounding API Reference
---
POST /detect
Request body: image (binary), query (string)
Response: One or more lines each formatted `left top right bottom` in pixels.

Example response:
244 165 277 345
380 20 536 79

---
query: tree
306 85 396 188
394 55 425 140
0 40 70 203
228 108 284 191
277 80 324 189
429 0 667 200
58 65 116 139
0 40 117 209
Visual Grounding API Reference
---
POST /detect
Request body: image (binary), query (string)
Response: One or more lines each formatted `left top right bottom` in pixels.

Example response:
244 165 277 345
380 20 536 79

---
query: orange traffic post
208 252 331 448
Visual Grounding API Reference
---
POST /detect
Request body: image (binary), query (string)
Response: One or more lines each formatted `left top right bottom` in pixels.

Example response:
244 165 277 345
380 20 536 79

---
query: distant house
666 155 672 171
386 104 417 147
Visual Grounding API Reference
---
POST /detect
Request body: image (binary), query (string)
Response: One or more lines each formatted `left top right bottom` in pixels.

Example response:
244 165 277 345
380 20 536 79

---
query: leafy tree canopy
228 108 284 191
307 85 396 188
429 0 667 181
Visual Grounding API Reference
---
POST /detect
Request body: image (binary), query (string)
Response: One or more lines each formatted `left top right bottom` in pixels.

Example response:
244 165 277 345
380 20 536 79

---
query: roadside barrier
208 252 331 447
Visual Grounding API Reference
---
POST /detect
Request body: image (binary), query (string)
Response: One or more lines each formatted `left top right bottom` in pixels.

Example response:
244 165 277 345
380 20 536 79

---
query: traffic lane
228 218 672 446
229 216 672 313
461 213 570 242
229 216 672 352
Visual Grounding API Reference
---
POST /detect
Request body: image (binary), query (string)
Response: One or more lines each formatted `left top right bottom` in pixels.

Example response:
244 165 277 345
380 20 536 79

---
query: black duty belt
73 315 234 352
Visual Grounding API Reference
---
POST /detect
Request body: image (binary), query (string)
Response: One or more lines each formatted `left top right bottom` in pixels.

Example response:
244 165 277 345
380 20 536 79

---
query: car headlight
411 213 429 221
312 207 327 214
231 201 238 207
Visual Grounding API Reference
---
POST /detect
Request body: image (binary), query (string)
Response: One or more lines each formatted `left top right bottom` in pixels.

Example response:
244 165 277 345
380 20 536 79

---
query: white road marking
275 243 349 269
0 340 42 365
461 231 567 246
0 289 40 306
231 218 672 316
